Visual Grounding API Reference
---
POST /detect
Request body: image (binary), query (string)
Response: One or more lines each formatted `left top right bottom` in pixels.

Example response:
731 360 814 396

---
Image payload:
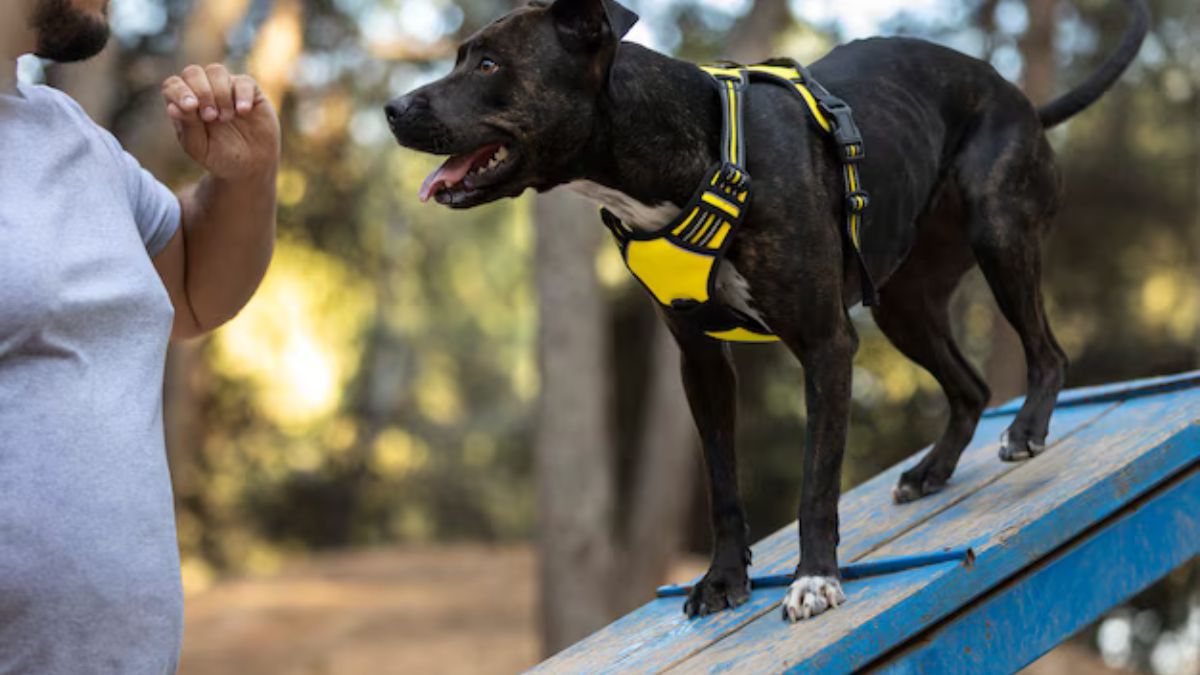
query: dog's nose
384 94 428 130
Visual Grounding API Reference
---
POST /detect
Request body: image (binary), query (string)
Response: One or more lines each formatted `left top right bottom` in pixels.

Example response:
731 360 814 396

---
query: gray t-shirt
0 80 183 674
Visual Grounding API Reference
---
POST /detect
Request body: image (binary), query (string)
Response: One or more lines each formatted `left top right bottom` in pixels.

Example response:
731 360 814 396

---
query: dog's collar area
600 59 878 343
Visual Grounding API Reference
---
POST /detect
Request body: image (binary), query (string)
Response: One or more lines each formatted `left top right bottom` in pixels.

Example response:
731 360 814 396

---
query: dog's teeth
495 146 509 161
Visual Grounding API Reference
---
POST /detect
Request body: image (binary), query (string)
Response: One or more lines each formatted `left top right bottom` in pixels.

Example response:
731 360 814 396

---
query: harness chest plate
601 59 876 343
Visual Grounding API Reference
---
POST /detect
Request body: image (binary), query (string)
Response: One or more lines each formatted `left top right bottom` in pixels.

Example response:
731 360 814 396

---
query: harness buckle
819 99 866 162
846 190 870 213
718 163 748 189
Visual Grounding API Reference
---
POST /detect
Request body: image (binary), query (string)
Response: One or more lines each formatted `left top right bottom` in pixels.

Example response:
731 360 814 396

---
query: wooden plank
868 464 1200 675
985 369 1200 417
530 401 1115 674
745 404 1114 576
672 388 1200 674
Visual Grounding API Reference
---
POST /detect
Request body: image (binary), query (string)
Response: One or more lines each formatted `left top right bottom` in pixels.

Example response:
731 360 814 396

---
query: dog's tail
1037 0 1150 128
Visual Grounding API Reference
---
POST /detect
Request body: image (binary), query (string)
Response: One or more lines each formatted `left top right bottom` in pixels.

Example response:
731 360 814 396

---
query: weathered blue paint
528 370 1200 675
984 368 1200 417
655 548 975 597
531 406 1113 675
870 466 1200 675
688 391 1200 675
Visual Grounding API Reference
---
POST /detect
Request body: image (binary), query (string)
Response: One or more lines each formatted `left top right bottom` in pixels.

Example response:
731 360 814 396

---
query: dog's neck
565 44 722 229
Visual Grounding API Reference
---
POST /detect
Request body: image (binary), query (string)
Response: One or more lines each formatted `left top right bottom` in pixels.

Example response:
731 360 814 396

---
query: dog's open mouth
419 142 518 207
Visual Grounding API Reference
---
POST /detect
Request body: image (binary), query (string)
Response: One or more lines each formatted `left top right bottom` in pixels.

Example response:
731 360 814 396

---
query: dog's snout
384 99 405 128
384 94 428 130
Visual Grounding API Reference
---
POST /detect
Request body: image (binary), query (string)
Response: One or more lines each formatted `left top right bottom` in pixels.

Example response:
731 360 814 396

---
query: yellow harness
602 59 876 343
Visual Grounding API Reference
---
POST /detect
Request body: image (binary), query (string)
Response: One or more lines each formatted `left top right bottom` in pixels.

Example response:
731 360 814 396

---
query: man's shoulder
17 81 127 165
18 81 93 122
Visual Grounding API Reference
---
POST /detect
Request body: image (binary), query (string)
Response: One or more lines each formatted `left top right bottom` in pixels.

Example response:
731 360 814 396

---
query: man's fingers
232 75 259 115
167 65 262 123
181 64 218 123
205 64 236 122
161 76 201 124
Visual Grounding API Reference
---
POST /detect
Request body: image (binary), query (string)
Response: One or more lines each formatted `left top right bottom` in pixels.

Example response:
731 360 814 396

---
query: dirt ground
179 546 542 675
178 545 1135 675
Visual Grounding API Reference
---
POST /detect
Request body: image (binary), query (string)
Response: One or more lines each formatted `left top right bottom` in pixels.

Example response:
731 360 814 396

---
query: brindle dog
385 0 1149 621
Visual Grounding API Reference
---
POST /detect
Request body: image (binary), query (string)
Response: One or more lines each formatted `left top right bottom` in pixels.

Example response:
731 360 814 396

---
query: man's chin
32 0 111 63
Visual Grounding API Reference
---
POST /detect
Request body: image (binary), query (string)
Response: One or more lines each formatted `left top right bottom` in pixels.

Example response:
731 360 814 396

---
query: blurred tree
534 190 618 650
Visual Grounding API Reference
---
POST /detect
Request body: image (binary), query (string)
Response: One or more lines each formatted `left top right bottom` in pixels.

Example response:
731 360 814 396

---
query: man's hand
161 64 280 180
153 63 279 340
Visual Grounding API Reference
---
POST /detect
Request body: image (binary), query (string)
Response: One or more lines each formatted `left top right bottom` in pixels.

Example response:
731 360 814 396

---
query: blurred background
18 0 1200 672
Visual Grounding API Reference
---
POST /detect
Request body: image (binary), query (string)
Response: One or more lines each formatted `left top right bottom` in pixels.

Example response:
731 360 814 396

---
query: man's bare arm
152 64 280 340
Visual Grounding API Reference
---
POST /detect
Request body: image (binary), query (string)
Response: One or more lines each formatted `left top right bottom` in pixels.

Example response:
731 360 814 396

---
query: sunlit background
18 0 1200 672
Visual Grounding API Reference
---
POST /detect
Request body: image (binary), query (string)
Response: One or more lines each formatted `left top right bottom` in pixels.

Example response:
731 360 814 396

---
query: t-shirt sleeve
98 128 182 258
49 88 182 258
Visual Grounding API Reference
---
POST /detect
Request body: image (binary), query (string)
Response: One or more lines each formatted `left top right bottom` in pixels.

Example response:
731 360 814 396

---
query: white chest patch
564 181 680 231
563 181 770 330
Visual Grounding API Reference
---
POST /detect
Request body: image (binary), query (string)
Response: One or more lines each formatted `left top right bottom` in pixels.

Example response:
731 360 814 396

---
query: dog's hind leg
666 321 751 618
958 111 1068 462
874 213 990 503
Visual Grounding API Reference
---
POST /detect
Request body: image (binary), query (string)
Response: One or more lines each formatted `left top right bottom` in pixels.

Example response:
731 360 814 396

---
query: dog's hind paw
998 430 1046 462
781 576 845 622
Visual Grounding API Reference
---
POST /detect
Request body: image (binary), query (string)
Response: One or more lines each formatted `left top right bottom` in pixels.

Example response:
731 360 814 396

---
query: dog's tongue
419 144 499 203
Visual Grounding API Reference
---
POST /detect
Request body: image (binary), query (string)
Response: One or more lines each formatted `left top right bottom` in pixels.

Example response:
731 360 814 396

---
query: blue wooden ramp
529 370 1200 674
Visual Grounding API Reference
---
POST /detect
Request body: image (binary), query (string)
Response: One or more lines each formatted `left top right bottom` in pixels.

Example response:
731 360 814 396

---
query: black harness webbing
602 59 877 343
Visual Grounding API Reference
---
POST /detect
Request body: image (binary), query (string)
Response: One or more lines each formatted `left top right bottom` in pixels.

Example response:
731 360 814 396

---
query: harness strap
698 66 748 169
748 59 878 306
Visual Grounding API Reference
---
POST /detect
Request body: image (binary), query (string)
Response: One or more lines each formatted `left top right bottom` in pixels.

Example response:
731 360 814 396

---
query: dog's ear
550 0 639 51
600 0 639 39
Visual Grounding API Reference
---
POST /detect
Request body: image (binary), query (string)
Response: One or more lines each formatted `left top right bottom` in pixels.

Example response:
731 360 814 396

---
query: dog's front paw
998 429 1046 462
780 575 845 622
683 567 750 618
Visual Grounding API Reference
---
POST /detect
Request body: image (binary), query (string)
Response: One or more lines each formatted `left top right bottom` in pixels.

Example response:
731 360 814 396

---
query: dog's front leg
779 314 857 622
668 322 750 618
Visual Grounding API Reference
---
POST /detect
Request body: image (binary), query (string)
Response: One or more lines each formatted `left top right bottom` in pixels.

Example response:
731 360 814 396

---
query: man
0 0 279 672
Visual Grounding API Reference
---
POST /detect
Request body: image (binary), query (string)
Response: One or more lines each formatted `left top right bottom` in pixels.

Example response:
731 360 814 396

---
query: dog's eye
478 58 500 75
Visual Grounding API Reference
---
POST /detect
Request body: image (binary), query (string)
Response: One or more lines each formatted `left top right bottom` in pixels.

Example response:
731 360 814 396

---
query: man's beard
31 0 111 63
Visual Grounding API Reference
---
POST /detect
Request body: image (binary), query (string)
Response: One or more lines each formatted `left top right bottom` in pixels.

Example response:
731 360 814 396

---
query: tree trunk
616 322 696 612
1020 0 1059 105
534 190 618 654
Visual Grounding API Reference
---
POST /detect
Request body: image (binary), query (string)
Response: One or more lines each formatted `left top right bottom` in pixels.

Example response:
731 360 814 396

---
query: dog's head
385 0 638 208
